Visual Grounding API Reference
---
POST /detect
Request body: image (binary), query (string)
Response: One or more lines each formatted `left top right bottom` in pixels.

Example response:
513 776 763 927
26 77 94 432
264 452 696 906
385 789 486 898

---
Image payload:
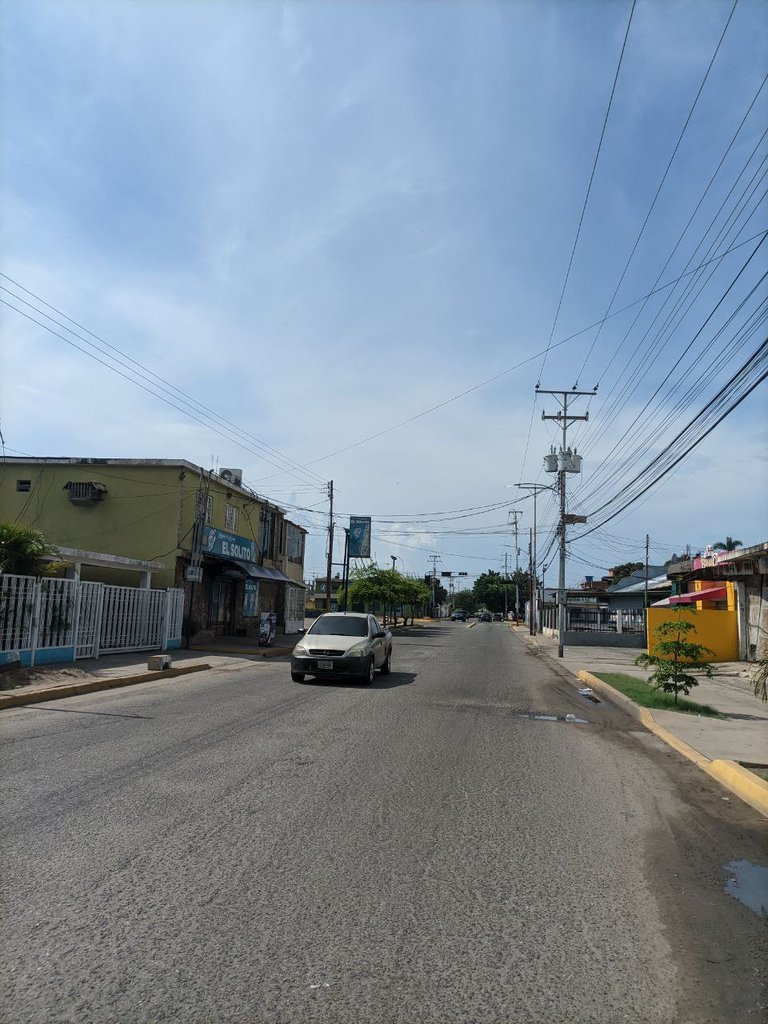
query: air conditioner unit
220 468 243 487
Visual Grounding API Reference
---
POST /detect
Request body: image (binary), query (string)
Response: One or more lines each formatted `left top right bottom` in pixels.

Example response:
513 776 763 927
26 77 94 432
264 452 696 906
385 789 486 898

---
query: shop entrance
209 577 236 633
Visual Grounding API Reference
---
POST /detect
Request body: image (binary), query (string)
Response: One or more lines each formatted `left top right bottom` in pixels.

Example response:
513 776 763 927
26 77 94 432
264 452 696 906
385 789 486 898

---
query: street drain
432 700 588 724
724 860 768 918
578 687 602 704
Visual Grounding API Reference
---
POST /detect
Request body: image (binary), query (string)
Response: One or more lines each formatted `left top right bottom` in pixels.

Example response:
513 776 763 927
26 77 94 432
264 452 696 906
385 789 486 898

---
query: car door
369 616 384 667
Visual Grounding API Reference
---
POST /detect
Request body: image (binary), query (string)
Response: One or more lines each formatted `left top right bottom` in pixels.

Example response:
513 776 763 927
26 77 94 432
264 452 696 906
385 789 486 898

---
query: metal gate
75 582 104 659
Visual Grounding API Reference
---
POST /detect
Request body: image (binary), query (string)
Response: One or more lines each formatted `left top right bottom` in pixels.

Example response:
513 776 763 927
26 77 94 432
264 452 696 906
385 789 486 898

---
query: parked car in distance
291 612 392 685
451 609 468 621
479 611 492 622
493 612 503 621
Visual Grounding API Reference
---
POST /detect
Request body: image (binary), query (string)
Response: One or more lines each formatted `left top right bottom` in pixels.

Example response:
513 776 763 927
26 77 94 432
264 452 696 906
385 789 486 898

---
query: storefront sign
202 526 257 563
348 516 371 558
243 581 259 617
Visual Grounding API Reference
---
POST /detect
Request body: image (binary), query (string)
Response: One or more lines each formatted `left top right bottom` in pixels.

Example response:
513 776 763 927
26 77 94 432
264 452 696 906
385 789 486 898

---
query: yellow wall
0 461 264 589
647 604 739 663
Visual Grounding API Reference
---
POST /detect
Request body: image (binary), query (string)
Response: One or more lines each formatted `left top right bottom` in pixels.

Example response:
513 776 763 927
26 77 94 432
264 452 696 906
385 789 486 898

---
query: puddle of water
723 860 768 918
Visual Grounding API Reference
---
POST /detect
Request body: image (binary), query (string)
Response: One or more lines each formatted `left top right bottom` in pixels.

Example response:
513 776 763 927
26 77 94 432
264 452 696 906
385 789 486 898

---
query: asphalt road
1 622 766 1024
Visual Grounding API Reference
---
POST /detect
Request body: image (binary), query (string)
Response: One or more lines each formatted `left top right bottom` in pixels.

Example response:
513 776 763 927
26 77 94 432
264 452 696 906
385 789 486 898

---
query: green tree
472 571 507 614
0 522 55 576
398 576 431 624
635 608 714 704
472 570 532 615
342 565 430 625
608 561 644 581
451 588 478 615
713 536 742 552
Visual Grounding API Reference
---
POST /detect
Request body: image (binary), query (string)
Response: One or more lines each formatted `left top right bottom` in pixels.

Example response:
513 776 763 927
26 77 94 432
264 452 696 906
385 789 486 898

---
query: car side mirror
299 627 306 634
375 630 386 638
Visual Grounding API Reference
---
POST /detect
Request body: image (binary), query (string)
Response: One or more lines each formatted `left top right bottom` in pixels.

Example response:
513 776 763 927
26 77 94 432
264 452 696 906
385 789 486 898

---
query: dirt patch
0 664 90 691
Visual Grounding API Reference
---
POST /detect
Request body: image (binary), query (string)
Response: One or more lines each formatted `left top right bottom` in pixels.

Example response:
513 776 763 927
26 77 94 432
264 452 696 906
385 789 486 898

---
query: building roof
604 567 667 593
611 573 671 595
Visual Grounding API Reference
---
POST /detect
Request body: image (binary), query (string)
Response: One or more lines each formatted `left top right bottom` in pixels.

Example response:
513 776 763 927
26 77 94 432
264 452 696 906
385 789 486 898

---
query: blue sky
2 0 766 583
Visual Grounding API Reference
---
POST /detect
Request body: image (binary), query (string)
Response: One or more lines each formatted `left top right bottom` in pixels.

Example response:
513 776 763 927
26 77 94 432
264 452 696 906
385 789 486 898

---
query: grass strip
593 672 721 717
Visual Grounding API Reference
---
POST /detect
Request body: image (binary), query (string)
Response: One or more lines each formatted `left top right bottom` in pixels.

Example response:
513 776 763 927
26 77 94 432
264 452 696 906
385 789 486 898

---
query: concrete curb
576 669 768 818
190 644 290 658
0 663 212 711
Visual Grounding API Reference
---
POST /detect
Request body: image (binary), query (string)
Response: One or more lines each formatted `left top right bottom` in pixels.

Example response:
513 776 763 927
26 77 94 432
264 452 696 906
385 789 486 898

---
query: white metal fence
0 574 184 665
540 604 645 634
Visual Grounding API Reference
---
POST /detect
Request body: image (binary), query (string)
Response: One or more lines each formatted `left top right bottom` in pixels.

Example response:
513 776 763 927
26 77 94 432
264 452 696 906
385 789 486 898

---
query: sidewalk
0 639 295 710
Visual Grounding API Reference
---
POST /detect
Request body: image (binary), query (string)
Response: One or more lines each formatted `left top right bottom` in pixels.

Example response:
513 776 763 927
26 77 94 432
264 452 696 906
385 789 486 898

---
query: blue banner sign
348 516 371 558
202 526 257 563
243 581 259 617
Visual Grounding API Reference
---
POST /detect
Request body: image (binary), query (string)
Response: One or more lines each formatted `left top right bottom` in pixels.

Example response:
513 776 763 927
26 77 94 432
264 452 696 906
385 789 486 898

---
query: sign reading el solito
202 526 257 563
348 516 372 558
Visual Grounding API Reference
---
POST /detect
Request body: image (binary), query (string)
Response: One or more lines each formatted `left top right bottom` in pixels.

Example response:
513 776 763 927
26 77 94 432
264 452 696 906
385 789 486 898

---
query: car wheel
362 656 375 685
380 648 391 675
291 670 305 683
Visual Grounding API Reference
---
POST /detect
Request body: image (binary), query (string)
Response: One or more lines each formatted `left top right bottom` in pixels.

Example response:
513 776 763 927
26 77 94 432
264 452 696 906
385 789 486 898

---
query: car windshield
308 615 368 637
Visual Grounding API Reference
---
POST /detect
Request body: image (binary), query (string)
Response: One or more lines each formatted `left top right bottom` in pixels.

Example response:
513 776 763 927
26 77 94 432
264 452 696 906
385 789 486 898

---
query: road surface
1 622 766 1023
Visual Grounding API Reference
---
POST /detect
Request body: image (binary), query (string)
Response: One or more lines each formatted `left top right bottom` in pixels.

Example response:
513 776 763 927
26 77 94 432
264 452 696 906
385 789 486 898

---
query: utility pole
184 468 211 648
503 550 509 620
528 529 533 634
506 509 523 621
516 485 554 636
342 528 350 612
539 387 595 657
644 534 650 611
428 554 440 617
325 480 334 613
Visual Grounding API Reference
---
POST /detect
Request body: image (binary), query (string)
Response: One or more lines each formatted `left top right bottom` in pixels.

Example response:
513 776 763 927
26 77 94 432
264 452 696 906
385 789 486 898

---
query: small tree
635 607 715 704
0 522 55 576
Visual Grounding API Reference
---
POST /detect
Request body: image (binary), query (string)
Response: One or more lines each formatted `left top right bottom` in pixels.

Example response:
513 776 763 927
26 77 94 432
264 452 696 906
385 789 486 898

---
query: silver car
291 612 392 684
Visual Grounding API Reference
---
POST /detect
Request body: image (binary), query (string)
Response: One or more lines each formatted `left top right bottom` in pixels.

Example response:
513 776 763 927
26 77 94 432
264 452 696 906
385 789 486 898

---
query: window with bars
286 524 305 563
16 480 31 492
224 504 238 532
196 493 213 524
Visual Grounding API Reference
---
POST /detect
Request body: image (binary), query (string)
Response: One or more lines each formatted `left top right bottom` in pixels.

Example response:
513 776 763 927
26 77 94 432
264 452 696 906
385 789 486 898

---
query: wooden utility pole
325 480 334 613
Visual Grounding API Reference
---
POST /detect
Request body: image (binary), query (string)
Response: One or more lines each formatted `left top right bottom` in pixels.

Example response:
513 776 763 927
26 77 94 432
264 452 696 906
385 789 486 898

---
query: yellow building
0 458 306 638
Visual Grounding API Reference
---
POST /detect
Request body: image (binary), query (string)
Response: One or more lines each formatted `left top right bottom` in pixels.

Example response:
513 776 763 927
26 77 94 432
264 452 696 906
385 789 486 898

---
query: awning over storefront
226 560 301 585
652 586 728 606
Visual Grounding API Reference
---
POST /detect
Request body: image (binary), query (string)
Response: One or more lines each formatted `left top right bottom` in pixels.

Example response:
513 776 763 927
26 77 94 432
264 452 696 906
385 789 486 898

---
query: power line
299 233 763 467
537 0 637 382
0 294 325 488
0 279 327 487
575 0 741 387
573 337 767 537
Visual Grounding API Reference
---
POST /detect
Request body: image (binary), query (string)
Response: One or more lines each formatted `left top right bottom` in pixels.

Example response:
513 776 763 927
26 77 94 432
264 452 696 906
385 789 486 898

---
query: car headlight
343 642 368 658
293 643 310 656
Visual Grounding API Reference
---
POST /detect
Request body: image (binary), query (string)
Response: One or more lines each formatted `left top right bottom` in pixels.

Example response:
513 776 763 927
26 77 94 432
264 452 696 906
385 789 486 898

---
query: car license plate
317 659 333 670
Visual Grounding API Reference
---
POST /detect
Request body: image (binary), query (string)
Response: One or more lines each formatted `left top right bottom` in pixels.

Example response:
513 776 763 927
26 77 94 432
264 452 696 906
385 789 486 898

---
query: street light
515 483 556 635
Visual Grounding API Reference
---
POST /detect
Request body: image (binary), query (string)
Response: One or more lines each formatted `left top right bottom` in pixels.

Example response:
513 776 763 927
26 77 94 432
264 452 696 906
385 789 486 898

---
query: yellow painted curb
0 663 212 710
705 760 768 818
575 669 768 818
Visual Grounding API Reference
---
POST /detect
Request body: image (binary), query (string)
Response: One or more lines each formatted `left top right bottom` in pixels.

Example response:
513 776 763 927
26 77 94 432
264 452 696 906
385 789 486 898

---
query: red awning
668 586 728 605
